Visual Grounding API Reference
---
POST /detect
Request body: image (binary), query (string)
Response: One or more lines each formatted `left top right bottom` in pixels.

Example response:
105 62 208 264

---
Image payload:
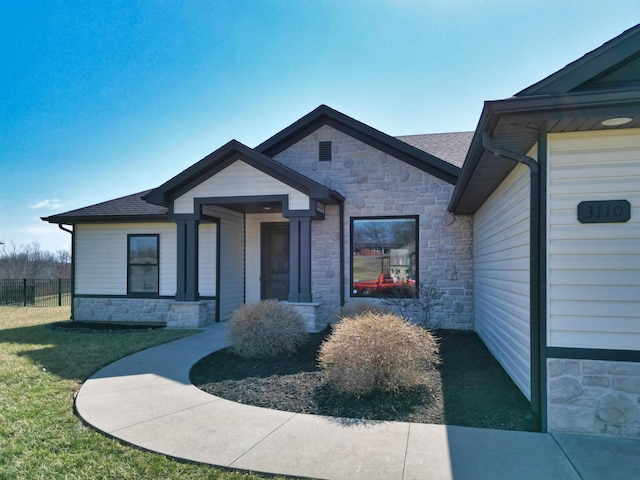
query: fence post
58 278 62 306
23 279 27 306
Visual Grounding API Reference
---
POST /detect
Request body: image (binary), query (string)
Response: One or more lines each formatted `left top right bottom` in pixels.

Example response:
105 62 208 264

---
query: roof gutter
58 224 73 235
482 133 544 430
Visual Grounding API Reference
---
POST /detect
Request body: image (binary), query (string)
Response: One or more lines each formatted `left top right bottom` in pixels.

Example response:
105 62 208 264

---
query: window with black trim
351 216 417 297
128 234 159 295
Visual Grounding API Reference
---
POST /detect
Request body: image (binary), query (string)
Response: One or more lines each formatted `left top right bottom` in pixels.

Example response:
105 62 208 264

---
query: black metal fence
0 279 71 307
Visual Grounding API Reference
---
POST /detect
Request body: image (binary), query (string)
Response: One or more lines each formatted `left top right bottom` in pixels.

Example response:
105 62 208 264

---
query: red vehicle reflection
352 273 414 295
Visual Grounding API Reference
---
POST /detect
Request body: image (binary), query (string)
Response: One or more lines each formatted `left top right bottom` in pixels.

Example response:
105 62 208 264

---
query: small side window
128 234 159 295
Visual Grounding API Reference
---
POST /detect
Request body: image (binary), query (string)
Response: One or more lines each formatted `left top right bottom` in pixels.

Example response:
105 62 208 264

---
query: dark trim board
74 294 217 301
74 294 182 300
537 134 549 433
548 347 640 363
42 214 169 225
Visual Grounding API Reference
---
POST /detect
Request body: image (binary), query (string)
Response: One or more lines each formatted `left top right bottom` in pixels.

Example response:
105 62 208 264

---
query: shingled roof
43 108 475 225
396 132 474 168
42 190 168 225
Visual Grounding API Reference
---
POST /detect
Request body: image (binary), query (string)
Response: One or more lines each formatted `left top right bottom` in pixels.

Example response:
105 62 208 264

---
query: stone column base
167 302 209 328
282 302 322 332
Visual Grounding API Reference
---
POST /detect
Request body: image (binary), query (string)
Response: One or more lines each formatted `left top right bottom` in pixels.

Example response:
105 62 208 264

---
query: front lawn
0 307 273 480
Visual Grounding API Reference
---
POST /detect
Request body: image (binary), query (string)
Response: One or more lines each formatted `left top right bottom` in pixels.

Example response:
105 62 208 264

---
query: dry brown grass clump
228 300 308 359
334 301 392 321
318 312 440 395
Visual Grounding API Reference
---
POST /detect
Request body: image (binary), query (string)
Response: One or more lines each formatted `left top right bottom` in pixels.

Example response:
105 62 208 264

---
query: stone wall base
282 302 323 332
74 297 172 324
547 358 640 439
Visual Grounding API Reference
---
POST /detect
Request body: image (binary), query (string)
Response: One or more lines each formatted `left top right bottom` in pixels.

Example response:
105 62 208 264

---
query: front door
261 223 290 301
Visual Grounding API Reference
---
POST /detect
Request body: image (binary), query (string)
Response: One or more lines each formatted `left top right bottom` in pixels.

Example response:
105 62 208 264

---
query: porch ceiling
207 199 285 215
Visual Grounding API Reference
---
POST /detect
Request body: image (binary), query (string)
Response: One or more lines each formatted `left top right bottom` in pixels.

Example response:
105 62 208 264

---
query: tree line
0 241 71 279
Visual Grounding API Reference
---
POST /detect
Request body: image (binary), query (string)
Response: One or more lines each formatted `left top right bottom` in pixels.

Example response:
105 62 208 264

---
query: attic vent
319 141 332 162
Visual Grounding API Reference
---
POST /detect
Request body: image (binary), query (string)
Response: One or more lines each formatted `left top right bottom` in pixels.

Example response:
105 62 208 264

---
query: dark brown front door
261 223 290 301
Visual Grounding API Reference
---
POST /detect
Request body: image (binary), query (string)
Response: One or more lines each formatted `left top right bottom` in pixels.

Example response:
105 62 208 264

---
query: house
43 107 474 331
43 24 640 439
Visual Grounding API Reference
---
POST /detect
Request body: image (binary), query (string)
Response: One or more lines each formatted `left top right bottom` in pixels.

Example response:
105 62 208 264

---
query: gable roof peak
143 137 342 207
516 23 640 97
256 104 460 184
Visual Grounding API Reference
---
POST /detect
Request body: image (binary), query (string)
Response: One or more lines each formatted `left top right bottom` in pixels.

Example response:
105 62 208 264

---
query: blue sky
1 1 638 254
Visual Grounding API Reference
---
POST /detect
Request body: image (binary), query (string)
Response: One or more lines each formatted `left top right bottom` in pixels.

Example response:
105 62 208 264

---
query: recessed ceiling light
262 206 272 211
601 117 633 126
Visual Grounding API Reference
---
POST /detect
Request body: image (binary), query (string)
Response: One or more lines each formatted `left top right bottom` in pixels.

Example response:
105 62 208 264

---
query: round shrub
334 301 393 322
318 312 440 395
228 300 308 359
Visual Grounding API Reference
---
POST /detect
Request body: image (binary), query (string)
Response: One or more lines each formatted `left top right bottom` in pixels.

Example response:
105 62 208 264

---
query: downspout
58 224 74 321
339 200 345 307
482 133 543 429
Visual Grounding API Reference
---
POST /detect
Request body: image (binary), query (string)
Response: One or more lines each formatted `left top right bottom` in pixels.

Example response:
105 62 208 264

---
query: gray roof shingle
42 190 168 224
396 132 474 168
43 131 475 224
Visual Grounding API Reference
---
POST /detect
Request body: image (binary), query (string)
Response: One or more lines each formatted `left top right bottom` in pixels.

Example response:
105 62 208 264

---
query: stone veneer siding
275 125 473 329
548 358 640 439
74 297 217 326
282 301 322 332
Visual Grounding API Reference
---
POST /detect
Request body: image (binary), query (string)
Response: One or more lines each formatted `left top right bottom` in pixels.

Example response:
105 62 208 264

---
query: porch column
175 219 199 302
288 216 312 303
288 218 300 302
299 217 312 302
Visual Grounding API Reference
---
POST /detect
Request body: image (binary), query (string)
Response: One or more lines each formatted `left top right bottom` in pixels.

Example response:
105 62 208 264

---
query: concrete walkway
76 323 640 480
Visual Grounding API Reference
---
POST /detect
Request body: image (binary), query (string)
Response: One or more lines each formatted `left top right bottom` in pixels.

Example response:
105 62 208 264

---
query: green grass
0 307 272 480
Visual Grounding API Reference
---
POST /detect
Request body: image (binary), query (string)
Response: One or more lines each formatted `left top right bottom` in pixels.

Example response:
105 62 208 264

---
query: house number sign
577 200 631 224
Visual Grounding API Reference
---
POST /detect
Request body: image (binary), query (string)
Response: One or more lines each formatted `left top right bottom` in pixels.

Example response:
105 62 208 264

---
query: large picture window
128 234 159 295
351 216 417 298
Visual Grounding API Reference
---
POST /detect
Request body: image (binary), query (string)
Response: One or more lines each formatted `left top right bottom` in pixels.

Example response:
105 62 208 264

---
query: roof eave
449 89 640 214
42 214 169 225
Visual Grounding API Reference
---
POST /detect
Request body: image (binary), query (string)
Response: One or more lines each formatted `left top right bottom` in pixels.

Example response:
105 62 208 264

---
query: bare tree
0 241 71 279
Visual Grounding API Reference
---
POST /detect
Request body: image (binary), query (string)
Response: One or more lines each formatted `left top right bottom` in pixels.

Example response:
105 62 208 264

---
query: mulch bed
191 329 539 431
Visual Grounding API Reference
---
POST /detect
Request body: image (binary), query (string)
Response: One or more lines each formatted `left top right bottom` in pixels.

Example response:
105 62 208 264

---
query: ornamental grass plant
318 312 440 395
227 300 308 359
334 301 392 321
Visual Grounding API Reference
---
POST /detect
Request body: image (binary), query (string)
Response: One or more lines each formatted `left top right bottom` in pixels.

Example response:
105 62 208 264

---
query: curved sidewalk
76 323 640 480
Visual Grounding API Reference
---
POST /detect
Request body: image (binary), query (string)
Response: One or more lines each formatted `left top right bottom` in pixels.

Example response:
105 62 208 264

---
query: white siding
75 223 176 296
474 163 532 400
203 206 245 321
198 223 216 297
245 212 288 302
547 129 640 350
173 160 310 214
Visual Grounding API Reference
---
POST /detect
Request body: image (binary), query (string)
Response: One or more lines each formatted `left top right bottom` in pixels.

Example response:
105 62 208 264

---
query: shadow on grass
0 321 191 382
191 329 539 431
